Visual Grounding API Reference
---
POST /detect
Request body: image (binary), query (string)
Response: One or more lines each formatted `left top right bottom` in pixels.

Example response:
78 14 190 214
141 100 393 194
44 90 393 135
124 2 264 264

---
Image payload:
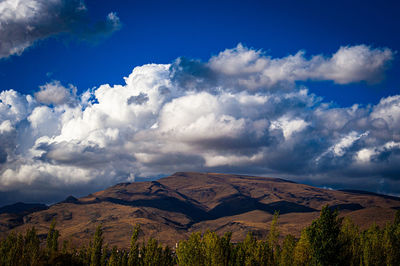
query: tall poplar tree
90 225 104 266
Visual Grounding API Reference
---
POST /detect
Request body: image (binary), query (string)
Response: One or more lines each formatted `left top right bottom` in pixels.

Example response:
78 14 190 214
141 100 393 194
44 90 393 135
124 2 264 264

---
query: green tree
306 205 343 266
101 244 109 266
121 250 129 266
160 245 175 266
22 227 41 265
279 234 296 266
268 211 280 264
128 224 140 266
242 232 258 266
220 232 233 266
203 230 230 266
47 219 60 254
234 232 273 266
0 232 23 266
339 217 361 266
78 245 92 265
90 225 104 266
293 229 313 266
383 210 400 266
395 209 400 225
176 231 205 266
254 240 272 266
108 246 119 266
142 237 163 266
361 224 385 266
231 239 246 266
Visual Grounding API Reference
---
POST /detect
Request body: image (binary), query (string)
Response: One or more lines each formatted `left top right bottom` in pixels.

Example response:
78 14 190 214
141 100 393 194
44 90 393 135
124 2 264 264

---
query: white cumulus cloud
0 44 399 205
207 44 393 90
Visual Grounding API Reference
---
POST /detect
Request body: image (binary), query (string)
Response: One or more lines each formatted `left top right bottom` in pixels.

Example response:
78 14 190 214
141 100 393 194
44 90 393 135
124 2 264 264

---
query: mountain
1 172 399 247
0 202 48 232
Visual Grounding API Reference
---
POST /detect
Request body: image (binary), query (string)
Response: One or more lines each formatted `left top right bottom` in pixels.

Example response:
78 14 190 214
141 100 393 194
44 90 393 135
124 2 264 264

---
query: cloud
318 45 394 84
0 44 399 206
0 0 121 59
127 92 149 105
205 44 393 90
35 80 77 106
317 131 369 159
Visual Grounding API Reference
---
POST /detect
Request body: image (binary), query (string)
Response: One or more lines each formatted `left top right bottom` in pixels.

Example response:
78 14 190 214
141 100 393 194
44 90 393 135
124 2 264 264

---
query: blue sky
0 0 400 206
1 0 399 105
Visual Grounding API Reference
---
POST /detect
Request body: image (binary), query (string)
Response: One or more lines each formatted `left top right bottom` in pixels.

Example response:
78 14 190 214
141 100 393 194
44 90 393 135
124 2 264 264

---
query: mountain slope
1 172 399 247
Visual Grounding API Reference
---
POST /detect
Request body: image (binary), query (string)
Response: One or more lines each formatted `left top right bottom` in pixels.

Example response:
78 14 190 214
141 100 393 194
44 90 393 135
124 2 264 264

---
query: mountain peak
59 195 79 204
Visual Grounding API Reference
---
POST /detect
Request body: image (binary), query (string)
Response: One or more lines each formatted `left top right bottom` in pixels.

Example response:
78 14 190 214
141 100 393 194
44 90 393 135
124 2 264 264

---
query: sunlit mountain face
1 172 399 247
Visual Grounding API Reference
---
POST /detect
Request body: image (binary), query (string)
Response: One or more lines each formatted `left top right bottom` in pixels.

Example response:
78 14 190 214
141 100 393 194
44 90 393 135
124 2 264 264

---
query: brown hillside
1 172 399 248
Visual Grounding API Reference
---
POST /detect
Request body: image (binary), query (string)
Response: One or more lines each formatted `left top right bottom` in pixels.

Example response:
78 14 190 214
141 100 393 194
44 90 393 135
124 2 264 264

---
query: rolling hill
1 172 399 248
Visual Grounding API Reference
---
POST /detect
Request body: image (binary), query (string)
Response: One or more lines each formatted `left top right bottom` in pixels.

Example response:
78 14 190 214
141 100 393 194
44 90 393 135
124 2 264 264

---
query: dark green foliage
128 224 175 266
176 231 204 265
0 208 399 265
361 224 385 266
121 251 128 266
340 217 362 266
22 227 41 265
395 209 400 225
383 209 400 266
177 230 234 266
0 232 23 266
141 238 163 265
306 205 343 266
128 224 140 266
0 228 42 266
268 211 280 265
101 245 108 266
252 239 272 266
293 229 313 266
77 245 91 265
233 232 274 266
47 252 86 266
219 232 233 266
108 246 119 266
160 245 175 266
47 219 60 255
279 234 296 266
90 225 104 266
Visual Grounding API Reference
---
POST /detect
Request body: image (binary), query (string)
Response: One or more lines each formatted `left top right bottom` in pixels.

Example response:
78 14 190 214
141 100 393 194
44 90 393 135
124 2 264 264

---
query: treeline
0 206 399 265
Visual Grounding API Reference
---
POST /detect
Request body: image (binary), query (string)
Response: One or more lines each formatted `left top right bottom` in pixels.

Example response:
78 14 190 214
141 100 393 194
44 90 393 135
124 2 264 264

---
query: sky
0 0 400 206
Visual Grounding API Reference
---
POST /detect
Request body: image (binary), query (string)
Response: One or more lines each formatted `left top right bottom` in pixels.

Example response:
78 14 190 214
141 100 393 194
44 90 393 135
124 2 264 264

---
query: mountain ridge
1 172 399 247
